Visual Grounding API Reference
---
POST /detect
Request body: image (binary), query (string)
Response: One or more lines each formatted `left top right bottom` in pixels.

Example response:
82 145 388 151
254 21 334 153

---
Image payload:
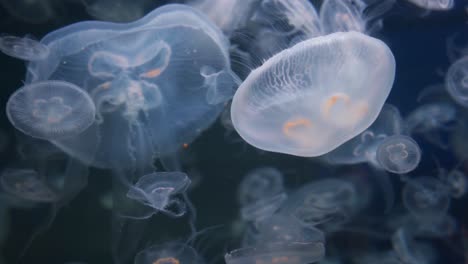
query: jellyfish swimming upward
231 31 396 157
24 4 238 169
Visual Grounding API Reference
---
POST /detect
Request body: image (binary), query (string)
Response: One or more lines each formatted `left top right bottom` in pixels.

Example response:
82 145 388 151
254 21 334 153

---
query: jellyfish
319 0 395 35
402 176 450 222
391 228 437 264
238 167 286 222
0 34 49 61
404 101 456 149
226 215 325 264
135 242 204 264
444 169 467 198
404 0 454 11
24 4 238 169
231 31 395 157
6 81 96 141
123 171 191 219
278 178 359 231
0 169 59 202
324 104 403 165
375 135 421 174
446 56 468 107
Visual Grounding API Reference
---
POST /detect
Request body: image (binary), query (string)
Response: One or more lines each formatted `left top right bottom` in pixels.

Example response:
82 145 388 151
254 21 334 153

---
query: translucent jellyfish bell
404 0 454 10
0 35 49 61
6 81 96 140
375 135 421 174
445 170 467 199
0 169 59 202
231 31 395 157
402 176 450 222
25 4 237 168
125 171 191 219
226 215 325 264
446 56 468 107
135 242 204 264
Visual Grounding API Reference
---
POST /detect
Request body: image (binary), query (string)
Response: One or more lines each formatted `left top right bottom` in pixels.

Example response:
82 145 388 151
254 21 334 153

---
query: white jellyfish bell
231 31 396 157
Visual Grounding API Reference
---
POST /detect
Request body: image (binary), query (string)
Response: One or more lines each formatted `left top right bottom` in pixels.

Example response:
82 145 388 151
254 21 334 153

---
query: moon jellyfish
231 31 395 157
25 4 238 168
392 228 437 264
444 169 467 198
375 135 421 174
0 34 49 61
226 215 325 264
446 56 468 107
0 169 58 202
320 0 395 34
124 171 191 219
6 81 96 141
135 242 204 264
238 167 286 222
279 178 359 231
402 176 450 222
404 0 454 10
324 104 403 165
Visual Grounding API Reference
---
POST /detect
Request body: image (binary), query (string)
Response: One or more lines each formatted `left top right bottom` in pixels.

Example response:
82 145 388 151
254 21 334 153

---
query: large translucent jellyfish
0 35 49 61
446 56 468 107
25 4 238 168
226 215 325 264
0 169 59 202
278 178 359 231
375 135 421 174
6 81 96 141
231 31 395 157
238 167 287 222
319 0 395 34
135 242 204 264
123 171 191 219
404 0 454 11
402 176 450 222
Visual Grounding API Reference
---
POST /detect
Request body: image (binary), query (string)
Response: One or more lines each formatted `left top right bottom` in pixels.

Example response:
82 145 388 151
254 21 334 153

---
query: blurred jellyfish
0 0 55 24
0 169 59 202
375 135 421 174
324 104 403 165
238 167 286 222
392 228 437 264
320 0 395 34
6 81 96 141
135 242 204 264
0 34 49 61
25 4 238 169
446 56 468 107
227 215 325 264
124 171 191 219
402 176 450 222
278 178 359 231
231 31 395 157
404 0 454 11
81 0 149 22
190 0 258 35
405 101 456 149
444 170 467 198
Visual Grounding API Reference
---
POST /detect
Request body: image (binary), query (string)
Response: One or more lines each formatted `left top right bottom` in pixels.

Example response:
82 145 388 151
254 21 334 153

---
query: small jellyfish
279 178 358 230
446 56 468 107
135 242 204 264
227 215 325 264
238 167 286 222
402 176 450 222
444 169 467 199
6 81 96 140
125 171 191 219
375 135 421 174
0 169 58 202
0 35 49 61
231 31 395 157
392 227 437 264
404 0 454 10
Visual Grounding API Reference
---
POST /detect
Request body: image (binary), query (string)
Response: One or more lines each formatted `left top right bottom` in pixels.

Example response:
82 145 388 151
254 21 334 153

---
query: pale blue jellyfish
375 135 421 174
0 34 49 60
231 31 395 157
391 228 437 264
0 169 58 202
6 81 96 140
404 0 454 10
446 56 468 107
25 4 238 169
